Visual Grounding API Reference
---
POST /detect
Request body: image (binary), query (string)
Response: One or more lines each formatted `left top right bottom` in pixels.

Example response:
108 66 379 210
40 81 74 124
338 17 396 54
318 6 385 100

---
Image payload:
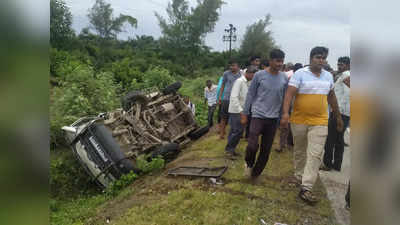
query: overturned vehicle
62 83 209 188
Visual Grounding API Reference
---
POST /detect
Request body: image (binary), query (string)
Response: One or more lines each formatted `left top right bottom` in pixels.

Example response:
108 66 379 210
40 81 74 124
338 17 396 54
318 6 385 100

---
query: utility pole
223 24 237 59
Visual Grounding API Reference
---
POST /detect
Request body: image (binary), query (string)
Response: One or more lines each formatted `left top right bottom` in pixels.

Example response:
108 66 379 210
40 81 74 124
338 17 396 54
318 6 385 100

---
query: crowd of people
202 46 351 207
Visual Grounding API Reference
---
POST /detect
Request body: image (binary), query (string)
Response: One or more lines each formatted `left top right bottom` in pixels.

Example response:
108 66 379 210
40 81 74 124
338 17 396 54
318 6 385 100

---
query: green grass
50 129 336 225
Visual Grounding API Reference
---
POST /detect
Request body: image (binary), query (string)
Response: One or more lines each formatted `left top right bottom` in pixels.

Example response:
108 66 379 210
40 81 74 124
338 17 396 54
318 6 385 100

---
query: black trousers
245 117 278 177
323 114 350 171
207 104 216 127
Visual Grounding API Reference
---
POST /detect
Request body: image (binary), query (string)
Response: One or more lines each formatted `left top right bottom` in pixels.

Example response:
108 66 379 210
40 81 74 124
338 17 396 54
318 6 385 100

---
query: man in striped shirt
280 46 344 204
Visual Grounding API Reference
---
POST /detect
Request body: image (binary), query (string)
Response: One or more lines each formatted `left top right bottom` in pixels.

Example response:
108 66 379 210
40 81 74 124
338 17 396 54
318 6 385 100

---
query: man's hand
336 116 344 132
240 113 248 126
280 113 290 129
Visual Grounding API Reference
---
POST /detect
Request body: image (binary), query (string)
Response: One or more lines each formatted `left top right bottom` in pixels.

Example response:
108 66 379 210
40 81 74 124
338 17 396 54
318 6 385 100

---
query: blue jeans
225 113 244 153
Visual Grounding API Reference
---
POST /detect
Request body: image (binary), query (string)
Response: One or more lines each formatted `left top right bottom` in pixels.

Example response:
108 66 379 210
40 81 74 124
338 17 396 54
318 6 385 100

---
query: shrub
50 65 121 148
137 155 165 174
105 171 138 196
50 150 100 198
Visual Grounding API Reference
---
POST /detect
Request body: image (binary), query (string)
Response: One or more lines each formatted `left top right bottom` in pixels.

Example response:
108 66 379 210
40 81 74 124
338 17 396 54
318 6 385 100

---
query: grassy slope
78 128 338 225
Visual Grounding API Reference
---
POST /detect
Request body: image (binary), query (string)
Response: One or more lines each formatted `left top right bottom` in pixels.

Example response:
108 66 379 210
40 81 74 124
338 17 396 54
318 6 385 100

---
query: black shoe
344 142 349 147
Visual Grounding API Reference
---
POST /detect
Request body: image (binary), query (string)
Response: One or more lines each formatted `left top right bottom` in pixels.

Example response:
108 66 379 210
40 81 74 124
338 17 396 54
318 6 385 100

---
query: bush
50 150 100 198
137 155 165 174
111 57 144 89
105 171 138 196
50 65 121 148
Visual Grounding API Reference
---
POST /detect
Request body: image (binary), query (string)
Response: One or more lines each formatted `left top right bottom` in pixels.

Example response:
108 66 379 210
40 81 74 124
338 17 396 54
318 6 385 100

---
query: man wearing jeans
280 46 343 204
225 66 256 156
204 80 218 127
241 49 288 178
321 56 351 171
218 60 241 139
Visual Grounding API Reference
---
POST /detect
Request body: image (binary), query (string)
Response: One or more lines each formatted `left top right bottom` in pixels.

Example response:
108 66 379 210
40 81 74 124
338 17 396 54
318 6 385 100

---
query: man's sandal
299 189 318 205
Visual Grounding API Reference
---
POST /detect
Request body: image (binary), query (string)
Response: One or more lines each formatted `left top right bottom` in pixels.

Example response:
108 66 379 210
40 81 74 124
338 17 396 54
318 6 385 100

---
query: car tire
90 123 141 175
121 91 148 111
162 82 182 95
188 125 209 140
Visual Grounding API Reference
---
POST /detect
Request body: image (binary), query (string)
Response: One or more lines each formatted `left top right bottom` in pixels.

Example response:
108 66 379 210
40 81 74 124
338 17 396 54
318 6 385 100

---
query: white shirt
187 101 195 115
204 85 218 106
228 75 251 113
334 70 350 116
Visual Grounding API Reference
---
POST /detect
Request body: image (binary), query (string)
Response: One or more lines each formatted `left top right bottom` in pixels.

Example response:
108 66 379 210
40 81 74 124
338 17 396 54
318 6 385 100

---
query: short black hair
260 59 269 67
338 56 350 65
250 56 260 62
269 49 285 59
206 80 212 83
246 65 258 74
293 63 303 72
310 46 329 59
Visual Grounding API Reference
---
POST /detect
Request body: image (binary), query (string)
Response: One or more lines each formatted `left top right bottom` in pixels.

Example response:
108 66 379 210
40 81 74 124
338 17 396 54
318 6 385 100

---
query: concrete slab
319 129 351 225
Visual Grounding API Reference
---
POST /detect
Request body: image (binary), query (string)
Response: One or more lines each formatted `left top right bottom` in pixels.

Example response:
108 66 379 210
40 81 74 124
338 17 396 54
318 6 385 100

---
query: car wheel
121 91 148 111
188 125 209 140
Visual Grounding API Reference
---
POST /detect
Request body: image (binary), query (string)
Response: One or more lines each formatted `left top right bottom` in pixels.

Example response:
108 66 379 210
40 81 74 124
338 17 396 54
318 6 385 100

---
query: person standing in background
225 66 257 156
218 60 241 139
321 56 351 172
204 80 218 128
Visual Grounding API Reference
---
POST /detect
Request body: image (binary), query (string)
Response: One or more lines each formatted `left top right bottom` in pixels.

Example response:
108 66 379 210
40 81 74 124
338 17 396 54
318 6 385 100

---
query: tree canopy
240 14 276 61
50 0 75 49
87 0 137 39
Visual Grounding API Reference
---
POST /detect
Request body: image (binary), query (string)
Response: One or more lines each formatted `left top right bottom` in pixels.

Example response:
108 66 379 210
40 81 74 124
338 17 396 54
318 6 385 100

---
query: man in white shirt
204 80 218 127
321 56 351 172
224 66 257 156
183 96 195 116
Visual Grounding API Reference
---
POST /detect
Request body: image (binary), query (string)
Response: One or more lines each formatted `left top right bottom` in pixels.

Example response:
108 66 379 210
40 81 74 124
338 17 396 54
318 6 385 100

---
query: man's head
337 56 350 73
206 80 212 88
285 62 294 72
183 96 189 104
250 56 261 67
293 63 303 72
269 49 285 72
228 59 240 73
260 59 269 69
309 46 329 71
245 65 257 81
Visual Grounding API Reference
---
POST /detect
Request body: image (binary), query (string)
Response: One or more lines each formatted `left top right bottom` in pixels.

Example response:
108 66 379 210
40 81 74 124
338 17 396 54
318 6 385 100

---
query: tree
156 0 224 74
240 14 276 62
87 0 137 39
50 0 75 49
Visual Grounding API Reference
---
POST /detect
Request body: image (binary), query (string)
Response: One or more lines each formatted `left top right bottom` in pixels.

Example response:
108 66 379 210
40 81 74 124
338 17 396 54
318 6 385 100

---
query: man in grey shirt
241 49 288 178
218 60 241 139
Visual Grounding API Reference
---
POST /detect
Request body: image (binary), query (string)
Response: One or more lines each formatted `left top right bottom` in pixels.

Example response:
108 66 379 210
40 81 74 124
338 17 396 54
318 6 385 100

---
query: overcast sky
64 0 350 69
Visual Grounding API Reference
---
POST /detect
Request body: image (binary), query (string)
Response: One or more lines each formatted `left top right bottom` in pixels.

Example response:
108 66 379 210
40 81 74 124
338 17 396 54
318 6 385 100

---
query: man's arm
241 75 258 125
230 79 242 112
327 90 344 132
280 86 297 128
204 89 208 104
218 83 224 105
